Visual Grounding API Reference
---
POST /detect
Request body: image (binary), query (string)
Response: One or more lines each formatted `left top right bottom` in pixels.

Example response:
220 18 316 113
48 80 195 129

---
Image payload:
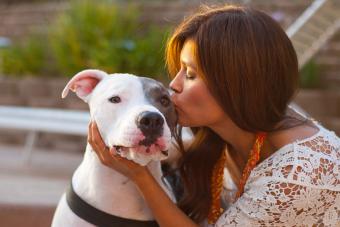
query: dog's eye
160 96 170 107
109 96 121 103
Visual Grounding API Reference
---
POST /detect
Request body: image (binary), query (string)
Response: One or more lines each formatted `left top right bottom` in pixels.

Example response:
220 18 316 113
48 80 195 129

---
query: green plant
49 0 169 79
299 60 320 89
1 0 170 80
1 35 46 77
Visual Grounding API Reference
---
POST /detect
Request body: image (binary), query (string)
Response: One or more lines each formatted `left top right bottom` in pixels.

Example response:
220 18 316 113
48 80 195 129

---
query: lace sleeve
215 178 339 226
215 128 340 227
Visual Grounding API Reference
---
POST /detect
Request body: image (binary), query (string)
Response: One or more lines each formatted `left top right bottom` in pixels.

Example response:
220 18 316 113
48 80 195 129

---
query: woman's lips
173 103 181 113
171 95 183 114
171 96 179 108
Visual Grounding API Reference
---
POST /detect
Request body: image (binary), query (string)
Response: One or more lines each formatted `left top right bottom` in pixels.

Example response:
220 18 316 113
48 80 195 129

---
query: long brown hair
165 4 299 223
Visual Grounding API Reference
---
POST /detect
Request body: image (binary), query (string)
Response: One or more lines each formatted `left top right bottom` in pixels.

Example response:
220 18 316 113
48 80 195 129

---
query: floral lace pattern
215 124 340 227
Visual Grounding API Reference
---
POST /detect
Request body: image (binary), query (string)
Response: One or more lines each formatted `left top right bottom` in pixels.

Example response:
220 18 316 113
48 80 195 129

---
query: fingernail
109 148 116 156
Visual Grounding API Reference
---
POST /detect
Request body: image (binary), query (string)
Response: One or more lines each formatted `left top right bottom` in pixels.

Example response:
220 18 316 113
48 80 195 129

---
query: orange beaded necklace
207 150 226 224
207 132 267 224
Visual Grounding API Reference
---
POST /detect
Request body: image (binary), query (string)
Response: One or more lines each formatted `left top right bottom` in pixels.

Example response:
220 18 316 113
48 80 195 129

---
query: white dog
51 69 178 227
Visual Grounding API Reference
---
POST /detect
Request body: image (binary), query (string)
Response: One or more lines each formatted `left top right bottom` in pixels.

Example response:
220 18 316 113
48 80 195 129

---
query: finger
109 147 117 156
87 122 95 150
89 123 102 153
89 122 104 153
93 144 111 164
108 149 140 169
88 121 92 133
100 148 122 167
109 148 127 163
91 121 107 150
89 122 104 154
89 122 121 166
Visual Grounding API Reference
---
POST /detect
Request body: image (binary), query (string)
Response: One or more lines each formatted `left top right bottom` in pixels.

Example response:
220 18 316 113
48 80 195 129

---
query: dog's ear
62 69 107 102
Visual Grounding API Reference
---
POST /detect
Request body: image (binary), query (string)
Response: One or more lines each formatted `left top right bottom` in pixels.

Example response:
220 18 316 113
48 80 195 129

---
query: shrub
299 60 320 89
1 0 170 80
1 35 46 77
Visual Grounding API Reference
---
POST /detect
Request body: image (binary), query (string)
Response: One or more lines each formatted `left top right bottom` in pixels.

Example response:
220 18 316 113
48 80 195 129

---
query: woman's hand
88 121 150 182
88 121 197 227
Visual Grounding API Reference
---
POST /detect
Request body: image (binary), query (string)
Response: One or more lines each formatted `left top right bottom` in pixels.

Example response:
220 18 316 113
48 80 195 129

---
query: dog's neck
71 144 170 220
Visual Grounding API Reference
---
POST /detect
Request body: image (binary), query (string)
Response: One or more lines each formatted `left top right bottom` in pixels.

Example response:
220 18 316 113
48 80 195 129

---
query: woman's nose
169 74 182 94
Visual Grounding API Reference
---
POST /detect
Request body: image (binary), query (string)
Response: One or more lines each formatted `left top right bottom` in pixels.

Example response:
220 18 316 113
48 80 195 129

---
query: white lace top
210 122 340 227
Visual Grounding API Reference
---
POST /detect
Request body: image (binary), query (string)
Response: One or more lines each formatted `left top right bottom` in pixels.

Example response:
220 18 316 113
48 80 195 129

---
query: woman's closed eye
185 71 196 80
178 65 197 80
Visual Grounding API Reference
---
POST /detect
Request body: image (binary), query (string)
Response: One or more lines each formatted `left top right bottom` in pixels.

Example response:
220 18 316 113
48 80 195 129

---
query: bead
208 133 267 224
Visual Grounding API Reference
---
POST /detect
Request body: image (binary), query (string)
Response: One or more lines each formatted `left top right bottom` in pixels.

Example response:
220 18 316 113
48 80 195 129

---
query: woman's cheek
187 87 209 109
180 97 203 123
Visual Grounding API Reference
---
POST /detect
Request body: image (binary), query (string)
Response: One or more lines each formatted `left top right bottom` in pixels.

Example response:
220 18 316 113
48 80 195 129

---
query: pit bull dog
51 69 177 227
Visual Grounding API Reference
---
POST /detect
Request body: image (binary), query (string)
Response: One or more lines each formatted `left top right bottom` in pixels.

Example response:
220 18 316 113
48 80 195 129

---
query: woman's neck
209 115 318 175
208 118 255 169
208 118 274 172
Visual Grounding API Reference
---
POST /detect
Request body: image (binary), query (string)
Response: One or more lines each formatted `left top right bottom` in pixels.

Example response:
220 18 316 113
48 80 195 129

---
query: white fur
52 70 175 227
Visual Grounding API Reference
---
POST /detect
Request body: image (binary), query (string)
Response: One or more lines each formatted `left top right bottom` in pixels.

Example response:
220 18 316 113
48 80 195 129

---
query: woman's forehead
180 40 197 69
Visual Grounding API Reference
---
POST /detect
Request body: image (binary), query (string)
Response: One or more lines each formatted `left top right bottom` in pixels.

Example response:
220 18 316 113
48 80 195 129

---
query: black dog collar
66 182 159 227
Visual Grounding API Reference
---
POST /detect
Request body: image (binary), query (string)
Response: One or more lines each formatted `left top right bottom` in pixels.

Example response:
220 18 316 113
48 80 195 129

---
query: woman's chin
177 118 190 127
178 118 198 127
177 113 203 127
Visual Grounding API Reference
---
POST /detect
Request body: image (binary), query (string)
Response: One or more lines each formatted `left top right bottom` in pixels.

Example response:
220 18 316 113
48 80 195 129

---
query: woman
88 4 340 226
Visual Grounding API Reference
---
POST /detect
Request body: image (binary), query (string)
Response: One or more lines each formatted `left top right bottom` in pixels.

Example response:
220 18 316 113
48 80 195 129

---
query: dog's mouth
113 145 168 157
110 134 171 165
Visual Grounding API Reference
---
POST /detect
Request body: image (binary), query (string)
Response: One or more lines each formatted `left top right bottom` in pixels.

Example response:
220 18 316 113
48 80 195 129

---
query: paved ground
0 144 82 226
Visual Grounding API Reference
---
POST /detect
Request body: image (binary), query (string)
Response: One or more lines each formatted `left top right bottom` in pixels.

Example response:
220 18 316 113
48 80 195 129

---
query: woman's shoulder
217 123 339 227
248 122 339 190
292 123 339 161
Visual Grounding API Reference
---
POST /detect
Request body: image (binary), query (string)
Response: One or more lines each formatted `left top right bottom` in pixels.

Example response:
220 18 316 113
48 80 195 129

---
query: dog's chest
71 148 155 219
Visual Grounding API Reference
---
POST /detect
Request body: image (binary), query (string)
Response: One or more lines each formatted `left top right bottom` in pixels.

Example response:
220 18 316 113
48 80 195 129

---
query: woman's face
169 40 226 127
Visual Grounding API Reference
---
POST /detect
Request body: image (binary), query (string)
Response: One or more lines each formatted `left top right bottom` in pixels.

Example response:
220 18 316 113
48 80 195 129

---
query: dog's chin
113 145 169 166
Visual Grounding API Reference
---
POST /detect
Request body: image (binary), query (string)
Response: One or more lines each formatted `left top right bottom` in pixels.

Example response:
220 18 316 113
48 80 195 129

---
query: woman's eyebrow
180 59 197 70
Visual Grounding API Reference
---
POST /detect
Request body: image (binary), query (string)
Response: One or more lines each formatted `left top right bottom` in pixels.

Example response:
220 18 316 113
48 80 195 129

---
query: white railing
286 0 340 68
0 105 90 163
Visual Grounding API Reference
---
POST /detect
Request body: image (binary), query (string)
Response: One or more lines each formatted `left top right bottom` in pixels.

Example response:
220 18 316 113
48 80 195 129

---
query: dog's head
62 69 177 166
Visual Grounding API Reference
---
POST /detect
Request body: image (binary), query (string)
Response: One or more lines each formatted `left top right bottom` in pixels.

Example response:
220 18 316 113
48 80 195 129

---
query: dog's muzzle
111 110 171 165
136 111 164 147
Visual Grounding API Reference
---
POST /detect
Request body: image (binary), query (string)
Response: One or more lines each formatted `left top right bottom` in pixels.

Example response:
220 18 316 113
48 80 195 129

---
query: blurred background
0 0 339 226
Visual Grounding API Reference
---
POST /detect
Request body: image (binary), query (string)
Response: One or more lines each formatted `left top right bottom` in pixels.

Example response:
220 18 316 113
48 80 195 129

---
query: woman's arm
88 122 198 227
133 170 198 227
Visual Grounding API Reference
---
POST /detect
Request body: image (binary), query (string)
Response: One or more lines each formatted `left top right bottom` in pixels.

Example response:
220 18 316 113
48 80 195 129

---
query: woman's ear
62 69 108 102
